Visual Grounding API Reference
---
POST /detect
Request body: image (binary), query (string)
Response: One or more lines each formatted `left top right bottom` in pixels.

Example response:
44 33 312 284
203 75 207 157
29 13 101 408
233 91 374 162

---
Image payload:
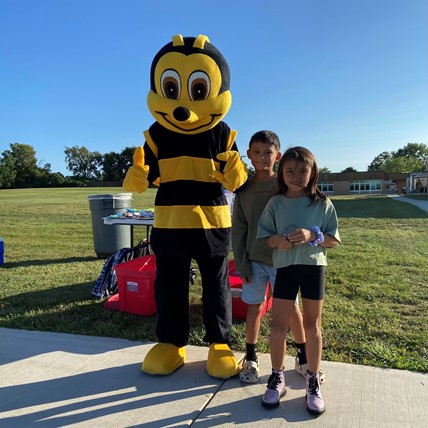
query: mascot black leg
197 256 231 343
155 256 191 346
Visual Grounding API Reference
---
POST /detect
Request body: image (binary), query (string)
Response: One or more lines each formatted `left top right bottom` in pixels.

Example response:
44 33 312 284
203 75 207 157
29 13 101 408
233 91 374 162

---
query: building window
350 180 382 194
318 182 334 193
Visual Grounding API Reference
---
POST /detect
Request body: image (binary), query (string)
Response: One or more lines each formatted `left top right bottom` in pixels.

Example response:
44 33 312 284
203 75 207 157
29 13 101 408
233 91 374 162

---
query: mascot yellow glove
123 146 150 193
212 151 247 192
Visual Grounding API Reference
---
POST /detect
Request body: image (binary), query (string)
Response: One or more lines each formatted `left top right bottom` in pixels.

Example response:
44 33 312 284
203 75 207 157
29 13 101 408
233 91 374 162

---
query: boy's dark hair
249 130 281 151
277 146 326 203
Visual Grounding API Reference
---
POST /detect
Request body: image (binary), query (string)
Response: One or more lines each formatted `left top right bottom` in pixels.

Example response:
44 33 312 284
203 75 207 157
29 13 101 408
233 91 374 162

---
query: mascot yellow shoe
142 343 186 375
206 343 239 379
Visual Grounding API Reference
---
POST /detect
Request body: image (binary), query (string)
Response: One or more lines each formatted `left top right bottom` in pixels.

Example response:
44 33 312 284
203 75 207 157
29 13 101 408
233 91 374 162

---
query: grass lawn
0 188 427 372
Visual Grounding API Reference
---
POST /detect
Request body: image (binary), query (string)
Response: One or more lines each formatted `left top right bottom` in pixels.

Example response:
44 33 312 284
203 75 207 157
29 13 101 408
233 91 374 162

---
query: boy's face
247 141 281 172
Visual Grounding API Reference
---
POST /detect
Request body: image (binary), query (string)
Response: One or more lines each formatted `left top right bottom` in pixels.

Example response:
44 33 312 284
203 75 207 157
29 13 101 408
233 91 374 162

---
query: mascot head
147 34 231 135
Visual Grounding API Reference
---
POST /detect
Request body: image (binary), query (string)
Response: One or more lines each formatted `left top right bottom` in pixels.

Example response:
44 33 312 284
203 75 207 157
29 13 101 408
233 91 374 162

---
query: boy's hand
123 146 150 193
212 151 247 191
241 275 252 284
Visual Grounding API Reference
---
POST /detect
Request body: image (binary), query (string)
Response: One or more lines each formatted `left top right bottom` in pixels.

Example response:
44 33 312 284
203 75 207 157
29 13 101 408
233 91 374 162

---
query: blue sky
1 0 427 175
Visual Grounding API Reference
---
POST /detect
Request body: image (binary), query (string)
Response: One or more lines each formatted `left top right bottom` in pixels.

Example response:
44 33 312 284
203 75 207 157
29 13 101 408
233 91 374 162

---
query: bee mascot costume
123 34 247 378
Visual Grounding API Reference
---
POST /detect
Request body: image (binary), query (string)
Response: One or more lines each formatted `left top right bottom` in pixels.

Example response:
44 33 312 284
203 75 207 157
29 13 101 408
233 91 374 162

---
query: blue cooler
0 237 4 266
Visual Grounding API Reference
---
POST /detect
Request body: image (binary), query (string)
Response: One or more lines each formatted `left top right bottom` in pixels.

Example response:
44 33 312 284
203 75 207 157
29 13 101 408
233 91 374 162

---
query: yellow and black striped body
145 121 236 257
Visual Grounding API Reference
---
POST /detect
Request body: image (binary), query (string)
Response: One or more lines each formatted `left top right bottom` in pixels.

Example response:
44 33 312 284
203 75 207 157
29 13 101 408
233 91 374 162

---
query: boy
232 130 324 383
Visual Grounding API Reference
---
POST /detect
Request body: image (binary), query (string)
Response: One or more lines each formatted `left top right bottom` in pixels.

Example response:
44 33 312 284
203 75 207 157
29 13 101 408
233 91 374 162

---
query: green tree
382 157 422 173
102 147 135 181
48 172 66 187
368 151 392 171
319 167 331 173
33 163 57 187
1 143 74 188
0 153 17 188
341 167 358 173
64 146 103 180
393 143 428 162
367 143 428 172
4 143 39 187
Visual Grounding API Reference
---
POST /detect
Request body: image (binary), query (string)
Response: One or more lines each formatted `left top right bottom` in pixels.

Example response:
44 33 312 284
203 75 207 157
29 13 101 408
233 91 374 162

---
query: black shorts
273 265 326 301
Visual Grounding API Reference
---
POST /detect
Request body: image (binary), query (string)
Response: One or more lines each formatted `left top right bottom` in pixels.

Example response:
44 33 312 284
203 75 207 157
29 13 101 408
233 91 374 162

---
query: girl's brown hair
277 146 326 203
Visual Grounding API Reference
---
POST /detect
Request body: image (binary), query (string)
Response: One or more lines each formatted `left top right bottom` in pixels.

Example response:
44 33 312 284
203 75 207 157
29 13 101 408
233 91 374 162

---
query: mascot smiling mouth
155 111 222 132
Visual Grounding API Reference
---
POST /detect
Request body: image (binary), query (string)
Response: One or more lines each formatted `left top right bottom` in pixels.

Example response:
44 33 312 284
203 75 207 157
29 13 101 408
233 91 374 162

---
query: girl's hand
286 228 313 245
266 234 294 250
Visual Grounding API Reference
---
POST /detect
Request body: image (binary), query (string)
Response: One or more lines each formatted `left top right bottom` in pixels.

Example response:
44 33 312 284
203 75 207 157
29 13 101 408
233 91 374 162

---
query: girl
257 147 340 414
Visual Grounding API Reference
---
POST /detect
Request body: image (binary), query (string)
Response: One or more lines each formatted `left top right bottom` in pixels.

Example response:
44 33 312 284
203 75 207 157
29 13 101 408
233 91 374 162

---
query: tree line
0 144 135 189
318 143 427 174
0 142 427 189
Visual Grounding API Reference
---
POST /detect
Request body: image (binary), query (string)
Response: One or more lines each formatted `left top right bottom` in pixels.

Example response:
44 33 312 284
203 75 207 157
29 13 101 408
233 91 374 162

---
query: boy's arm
231 194 252 278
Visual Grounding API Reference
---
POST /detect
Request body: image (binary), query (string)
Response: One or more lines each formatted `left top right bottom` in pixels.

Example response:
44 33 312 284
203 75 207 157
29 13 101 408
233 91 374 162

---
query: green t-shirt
232 177 277 277
257 195 341 268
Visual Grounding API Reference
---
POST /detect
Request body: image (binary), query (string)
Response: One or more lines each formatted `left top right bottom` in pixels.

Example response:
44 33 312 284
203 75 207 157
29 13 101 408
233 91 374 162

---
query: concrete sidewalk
387 194 428 212
1 328 427 427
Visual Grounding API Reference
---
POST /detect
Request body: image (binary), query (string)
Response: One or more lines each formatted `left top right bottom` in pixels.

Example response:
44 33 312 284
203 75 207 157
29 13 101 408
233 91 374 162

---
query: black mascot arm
144 142 160 185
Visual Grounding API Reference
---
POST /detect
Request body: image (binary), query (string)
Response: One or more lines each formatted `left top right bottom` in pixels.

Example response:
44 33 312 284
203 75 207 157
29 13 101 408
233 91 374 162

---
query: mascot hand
123 146 150 193
212 151 247 192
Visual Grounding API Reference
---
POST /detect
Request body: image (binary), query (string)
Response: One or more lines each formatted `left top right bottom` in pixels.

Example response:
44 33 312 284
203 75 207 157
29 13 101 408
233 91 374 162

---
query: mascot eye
188 71 210 101
161 69 181 99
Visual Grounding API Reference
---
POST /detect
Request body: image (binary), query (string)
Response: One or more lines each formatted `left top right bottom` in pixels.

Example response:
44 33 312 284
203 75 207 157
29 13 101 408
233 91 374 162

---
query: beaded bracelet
308 226 324 246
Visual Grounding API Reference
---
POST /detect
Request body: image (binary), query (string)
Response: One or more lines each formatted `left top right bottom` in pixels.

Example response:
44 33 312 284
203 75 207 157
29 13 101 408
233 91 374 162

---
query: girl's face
282 159 312 197
247 142 281 172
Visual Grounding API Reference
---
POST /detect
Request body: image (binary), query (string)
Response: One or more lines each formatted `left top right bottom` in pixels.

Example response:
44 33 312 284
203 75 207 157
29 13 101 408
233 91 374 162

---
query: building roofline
319 171 410 180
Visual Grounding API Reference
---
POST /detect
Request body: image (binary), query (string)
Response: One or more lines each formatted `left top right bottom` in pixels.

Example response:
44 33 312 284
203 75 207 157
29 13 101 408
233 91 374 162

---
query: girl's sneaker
261 369 286 408
239 359 259 383
295 357 326 383
306 372 325 415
